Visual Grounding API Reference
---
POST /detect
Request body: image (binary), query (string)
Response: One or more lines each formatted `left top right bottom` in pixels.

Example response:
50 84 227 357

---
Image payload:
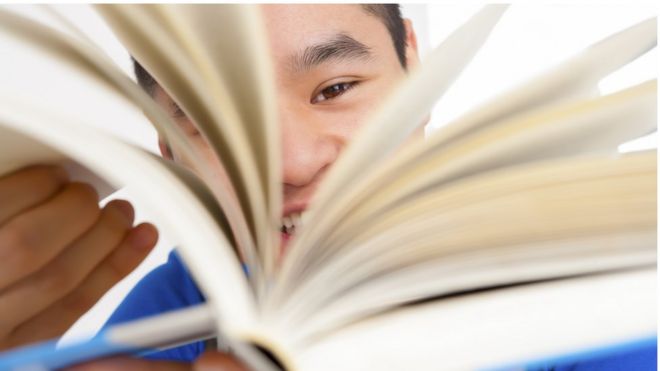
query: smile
280 211 308 236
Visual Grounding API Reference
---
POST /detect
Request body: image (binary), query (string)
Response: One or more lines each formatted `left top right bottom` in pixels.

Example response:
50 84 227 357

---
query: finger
0 200 133 339
67 356 190 371
0 165 69 225
0 182 100 288
194 351 249 371
5 223 157 346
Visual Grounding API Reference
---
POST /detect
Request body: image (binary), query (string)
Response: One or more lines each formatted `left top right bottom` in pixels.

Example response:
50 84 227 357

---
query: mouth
280 210 308 241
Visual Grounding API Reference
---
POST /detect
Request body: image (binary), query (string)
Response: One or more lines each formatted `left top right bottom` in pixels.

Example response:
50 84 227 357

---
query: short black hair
133 56 157 96
362 4 407 68
133 4 406 95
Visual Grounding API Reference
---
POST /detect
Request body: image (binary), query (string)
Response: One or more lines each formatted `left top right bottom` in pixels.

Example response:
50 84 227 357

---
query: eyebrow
288 33 373 73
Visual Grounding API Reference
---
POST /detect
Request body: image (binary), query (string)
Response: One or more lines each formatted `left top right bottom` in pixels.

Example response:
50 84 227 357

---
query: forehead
259 5 395 68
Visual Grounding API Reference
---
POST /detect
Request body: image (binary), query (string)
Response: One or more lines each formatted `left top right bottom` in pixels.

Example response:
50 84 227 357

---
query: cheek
171 136 216 170
171 138 234 196
309 104 371 142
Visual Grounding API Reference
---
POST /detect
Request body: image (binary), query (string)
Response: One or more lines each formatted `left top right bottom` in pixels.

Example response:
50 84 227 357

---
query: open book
0 4 656 370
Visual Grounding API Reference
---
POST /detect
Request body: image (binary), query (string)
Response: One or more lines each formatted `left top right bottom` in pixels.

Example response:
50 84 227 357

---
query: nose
280 109 340 190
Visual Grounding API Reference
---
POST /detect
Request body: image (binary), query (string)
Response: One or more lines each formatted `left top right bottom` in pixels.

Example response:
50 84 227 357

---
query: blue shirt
104 250 657 369
103 250 206 361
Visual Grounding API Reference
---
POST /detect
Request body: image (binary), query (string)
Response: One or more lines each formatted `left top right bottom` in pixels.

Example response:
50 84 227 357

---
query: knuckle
61 290 99 315
31 165 69 191
67 182 99 204
85 206 132 248
36 261 76 295
106 256 131 283
1 166 62 197
66 183 101 218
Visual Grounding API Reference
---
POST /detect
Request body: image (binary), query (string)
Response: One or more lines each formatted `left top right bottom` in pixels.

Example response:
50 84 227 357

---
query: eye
311 81 358 104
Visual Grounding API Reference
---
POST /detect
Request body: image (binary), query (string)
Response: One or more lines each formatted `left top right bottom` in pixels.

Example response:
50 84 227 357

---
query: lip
281 202 308 217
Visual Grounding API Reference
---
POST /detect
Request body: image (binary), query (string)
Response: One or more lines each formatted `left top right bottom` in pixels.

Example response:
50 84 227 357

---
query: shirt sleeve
102 249 207 363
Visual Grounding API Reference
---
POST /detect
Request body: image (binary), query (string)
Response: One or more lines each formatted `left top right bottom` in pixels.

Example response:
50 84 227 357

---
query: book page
425 16 656 148
0 5 264 289
320 80 656 254
274 78 656 303
276 16 656 297
173 6 281 267
96 5 280 286
269 151 656 337
293 268 656 371
0 124 112 199
0 92 259 347
274 5 508 305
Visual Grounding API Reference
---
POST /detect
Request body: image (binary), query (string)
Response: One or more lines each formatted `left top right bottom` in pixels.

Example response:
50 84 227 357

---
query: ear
158 137 174 160
402 19 430 135
403 18 421 70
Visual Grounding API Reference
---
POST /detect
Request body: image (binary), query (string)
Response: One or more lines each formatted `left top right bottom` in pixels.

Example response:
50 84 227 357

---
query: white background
0 4 656 343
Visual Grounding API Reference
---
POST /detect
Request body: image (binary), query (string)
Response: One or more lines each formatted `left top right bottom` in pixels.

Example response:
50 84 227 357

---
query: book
0 4 656 370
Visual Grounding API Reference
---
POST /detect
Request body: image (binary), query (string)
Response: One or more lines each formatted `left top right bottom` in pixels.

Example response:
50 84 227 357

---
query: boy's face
154 4 420 248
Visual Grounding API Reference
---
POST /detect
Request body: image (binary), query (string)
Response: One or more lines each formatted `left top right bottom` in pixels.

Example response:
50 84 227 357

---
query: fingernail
113 199 135 221
127 223 158 250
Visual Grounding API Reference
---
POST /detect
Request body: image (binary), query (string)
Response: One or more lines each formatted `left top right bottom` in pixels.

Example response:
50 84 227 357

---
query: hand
68 351 248 371
0 165 158 349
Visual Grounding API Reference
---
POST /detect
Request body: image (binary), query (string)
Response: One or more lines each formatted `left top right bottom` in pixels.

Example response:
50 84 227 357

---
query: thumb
67 356 190 371
194 351 248 371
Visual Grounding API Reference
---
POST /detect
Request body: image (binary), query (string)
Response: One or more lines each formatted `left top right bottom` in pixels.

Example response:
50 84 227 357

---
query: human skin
0 171 158 350
157 4 422 253
79 5 422 370
0 4 422 370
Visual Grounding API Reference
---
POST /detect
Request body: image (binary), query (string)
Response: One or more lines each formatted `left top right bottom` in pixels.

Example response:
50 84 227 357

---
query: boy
0 5 653 370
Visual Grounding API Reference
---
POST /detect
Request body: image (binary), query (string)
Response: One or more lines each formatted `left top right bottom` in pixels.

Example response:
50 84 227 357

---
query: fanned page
0 114 113 198
0 6 207 170
273 151 656 343
96 4 281 286
421 16 656 147
274 13 657 304
0 3 265 352
295 268 656 371
172 5 282 279
274 4 509 305
275 79 656 295
0 95 258 344
0 6 255 268
262 12 657 363
318 80 656 257
0 4 657 371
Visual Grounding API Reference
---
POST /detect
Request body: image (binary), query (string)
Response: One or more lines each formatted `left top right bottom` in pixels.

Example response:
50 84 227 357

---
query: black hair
362 4 407 68
133 4 407 95
133 56 157 96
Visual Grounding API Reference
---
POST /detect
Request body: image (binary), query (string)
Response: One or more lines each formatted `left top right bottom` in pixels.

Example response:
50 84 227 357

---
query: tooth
283 216 293 229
